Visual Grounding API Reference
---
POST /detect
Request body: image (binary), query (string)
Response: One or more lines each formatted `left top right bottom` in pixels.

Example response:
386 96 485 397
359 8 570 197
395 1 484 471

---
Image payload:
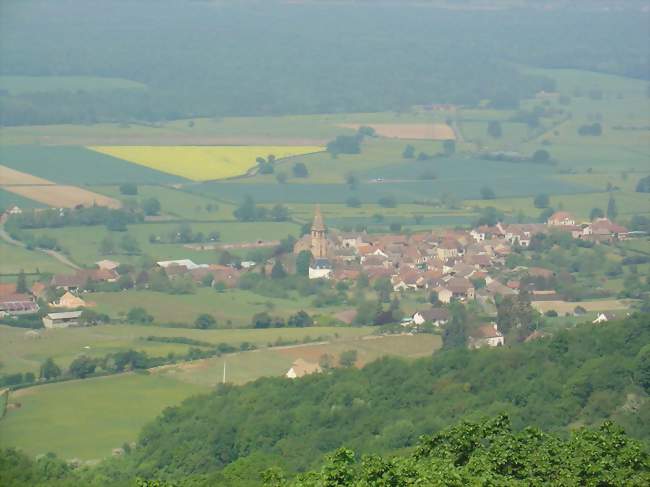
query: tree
296 250 312 277
402 144 416 159
590 207 604 220
480 186 496 200
16 270 27 294
443 139 456 156
533 193 550 209
120 234 141 254
327 135 362 156
635 344 650 393
345 196 361 208
389 222 402 232
476 206 503 226
345 173 360 190
119 183 138 195
195 313 217 329
357 126 375 137
532 149 551 164
39 357 61 380
292 162 309 178
127 307 153 324
287 310 313 327
442 304 468 349
68 356 97 378
607 195 618 220
487 120 502 138
636 175 650 193
373 277 393 303
378 195 397 208
271 261 287 279
270 204 289 222
100 235 115 255
234 196 259 222
141 197 161 216
339 350 358 367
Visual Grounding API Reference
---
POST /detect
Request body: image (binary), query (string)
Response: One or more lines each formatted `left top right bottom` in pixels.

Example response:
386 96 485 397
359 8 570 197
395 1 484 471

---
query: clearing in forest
88 145 324 181
338 123 456 140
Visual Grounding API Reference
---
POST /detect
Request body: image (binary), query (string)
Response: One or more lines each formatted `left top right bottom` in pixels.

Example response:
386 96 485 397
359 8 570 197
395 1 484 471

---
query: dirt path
0 215 81 270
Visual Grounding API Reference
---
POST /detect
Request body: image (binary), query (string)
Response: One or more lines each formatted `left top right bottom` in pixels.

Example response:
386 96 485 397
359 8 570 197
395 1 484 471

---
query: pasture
0 323 371 375
531 299 635 315
96 185 238 221
0 373 205 461
90 287 343 325
0 188 43 210
22 220 300 266
0 241 70 275
0 145 185 185
89 145 324 181
338 123 455 140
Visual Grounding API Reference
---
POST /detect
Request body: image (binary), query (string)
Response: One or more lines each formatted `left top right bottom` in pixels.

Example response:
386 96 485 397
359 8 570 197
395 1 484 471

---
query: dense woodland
2 313 647 486
1 1 648 125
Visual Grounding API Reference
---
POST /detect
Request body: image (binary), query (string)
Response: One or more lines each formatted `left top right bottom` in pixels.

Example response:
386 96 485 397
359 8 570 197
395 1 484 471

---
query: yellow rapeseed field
88 145 322 181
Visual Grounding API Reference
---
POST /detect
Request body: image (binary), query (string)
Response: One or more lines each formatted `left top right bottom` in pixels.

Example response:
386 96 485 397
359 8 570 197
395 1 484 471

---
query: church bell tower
311 205 327 258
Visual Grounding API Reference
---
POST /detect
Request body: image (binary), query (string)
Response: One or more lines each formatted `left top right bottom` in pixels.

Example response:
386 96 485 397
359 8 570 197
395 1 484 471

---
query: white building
42 311 83 329
309 258 332 279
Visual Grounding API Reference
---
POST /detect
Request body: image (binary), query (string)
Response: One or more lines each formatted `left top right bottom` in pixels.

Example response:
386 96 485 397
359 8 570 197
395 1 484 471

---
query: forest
2 313 647 486
1 1 648 124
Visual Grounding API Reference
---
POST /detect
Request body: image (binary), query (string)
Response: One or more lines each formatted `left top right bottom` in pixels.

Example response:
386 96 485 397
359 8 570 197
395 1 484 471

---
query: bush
119 183 138 195
127 307 154 324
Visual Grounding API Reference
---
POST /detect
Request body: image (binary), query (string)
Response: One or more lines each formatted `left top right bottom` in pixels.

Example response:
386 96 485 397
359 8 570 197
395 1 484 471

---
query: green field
95 185 237 221
23 221 300 266
0 331 440 460
0 241 70 275
0 75 147 95
0 373 205 460
91 287 343 325
0 145 185 185
0 323 371 375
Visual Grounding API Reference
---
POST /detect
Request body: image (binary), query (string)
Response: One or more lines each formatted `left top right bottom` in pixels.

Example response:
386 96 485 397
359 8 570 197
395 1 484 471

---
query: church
294 206 333 279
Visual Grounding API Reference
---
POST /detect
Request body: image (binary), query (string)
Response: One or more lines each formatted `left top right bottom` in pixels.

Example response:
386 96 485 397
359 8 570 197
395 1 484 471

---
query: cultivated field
532 299 635 314
0 165 54 185
3 184 121 209
89 145 324 181
338 123 456 140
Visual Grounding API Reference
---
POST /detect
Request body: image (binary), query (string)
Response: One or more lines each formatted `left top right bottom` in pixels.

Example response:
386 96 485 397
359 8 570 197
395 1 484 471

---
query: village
0 205 633 353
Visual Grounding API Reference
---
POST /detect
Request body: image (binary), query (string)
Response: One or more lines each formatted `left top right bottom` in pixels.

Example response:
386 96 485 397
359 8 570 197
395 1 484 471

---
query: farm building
52 291 87 309
411 308 449 327
0 293 39 316
285 359 322 379
42 311 83 329
468 323 504 349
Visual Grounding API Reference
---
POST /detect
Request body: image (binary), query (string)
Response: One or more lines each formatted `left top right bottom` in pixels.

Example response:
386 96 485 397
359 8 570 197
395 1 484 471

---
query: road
0 215 80 271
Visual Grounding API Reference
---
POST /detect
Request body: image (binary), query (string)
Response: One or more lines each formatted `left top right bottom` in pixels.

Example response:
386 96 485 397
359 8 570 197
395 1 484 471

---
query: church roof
312 205 325 232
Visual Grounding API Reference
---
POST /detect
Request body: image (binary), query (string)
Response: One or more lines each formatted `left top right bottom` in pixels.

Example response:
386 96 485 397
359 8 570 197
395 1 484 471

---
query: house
309 258 332 279
42 310 83 329
156 259 206 271
432 286 453 304
446 277 475 301
585 218 629 242
30 282 48 299
50 273 86 291
0 293 39 316
412 308 449 327
547 211 575 227
285 359 322 379
95 259 120 271
6 205 22 215
592 312 617 324
52 291 87 309
468 323 504 349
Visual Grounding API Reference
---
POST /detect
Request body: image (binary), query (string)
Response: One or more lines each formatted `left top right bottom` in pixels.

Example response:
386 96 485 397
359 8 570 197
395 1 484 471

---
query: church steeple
311 205 327 258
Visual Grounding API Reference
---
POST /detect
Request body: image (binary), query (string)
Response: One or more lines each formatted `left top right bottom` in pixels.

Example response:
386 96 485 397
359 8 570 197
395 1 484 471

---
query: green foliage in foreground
268 415 650 486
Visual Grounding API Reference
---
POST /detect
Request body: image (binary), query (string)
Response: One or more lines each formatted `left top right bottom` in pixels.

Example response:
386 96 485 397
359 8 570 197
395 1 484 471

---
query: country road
0 215 80 271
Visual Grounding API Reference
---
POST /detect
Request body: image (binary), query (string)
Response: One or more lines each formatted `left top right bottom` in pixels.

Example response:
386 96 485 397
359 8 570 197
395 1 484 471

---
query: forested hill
35 313 640 485
1 1 648 125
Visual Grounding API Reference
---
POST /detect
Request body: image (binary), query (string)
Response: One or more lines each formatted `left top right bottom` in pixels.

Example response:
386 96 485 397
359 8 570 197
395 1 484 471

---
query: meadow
22 220 300 266
0 241 70 275
0 373 205 461
90 287 345 325
0 331 439 460
0 323 371 375
0 188 43 210
89 145 324 181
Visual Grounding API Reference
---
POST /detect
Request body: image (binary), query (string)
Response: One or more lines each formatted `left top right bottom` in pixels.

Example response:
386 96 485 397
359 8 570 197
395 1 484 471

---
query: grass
95 185 238 221
23 221 300 266
0 373 205 460
0 323 371 375
90 287 345 325
89 145 324 181
0 145 185 185
0 241 70 275
0 75 147 95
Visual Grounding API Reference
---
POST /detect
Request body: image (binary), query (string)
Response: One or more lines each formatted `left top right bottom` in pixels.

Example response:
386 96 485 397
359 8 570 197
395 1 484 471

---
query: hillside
30 313 641 485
